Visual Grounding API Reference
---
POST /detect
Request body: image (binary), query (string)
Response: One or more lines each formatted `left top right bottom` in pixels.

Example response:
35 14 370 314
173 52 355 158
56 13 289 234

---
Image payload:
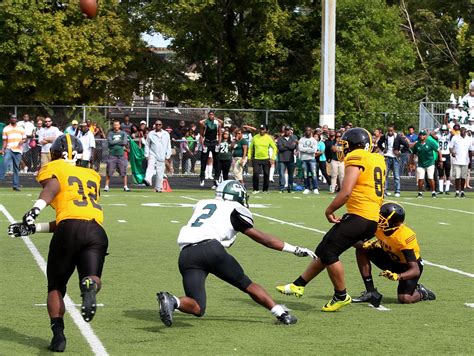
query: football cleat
460 192 466 198
352 290 383 308
80 277 97 322
321 294 351 312
431 192 437 198
103 186 109 192
157 291 177 327
276 312 297 325
275 283 305 298
49 332 66 352
417 284 436 301
417 192 423 198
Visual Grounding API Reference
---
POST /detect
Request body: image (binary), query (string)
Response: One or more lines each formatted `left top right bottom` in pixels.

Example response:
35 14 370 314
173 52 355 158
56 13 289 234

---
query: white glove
294 246 317 259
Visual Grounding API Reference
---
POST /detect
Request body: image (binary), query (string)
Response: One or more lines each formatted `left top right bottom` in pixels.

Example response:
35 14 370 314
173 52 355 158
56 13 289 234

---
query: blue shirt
317 141 326 161
407 133 418 143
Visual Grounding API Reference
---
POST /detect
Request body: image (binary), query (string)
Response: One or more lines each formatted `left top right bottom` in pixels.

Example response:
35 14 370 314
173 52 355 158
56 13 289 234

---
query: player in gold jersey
276 128 386 311
8 134 108 352
352 202 435 305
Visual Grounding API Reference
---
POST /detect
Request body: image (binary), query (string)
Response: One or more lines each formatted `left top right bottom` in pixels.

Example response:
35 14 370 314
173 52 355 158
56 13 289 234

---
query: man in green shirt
105 120 130 192
248 124 277 193
410 130 442 198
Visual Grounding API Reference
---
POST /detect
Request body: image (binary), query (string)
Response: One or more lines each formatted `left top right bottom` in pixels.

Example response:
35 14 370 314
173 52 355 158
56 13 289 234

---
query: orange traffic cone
162 178 173 192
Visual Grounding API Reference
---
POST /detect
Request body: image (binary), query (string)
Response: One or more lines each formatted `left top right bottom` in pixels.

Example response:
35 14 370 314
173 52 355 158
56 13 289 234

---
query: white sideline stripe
423 260 474 278
401 201 474 215
35 303 105 307
117 220 127 223
0 204 109 356
368 304 390 311
464 303 474 308
180 196 474 278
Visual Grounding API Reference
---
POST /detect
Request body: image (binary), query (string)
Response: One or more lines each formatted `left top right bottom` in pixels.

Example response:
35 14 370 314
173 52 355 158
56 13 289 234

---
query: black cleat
48 333 66 352
276 312 297 325
157 291 177 327
417 284 436 301
352 290 383 307
80 277 97 322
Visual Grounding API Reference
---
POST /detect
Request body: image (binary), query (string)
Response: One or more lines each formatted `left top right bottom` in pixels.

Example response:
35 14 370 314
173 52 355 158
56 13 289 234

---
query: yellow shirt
375 225 421 263
37 160 103 224
344 149 386 222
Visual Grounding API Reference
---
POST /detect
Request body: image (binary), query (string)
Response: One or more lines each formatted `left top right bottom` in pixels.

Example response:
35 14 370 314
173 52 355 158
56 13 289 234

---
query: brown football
79 0 98 18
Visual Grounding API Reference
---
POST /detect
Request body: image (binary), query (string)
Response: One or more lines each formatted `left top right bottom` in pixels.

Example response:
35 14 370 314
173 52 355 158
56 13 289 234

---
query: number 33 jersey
37 160 103 224
344 149 387 222
177 199 254 250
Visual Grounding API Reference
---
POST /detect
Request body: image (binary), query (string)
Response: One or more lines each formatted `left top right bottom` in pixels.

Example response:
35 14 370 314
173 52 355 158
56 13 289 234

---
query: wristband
33 199 47 211
282 242 297 253
35 222 51 233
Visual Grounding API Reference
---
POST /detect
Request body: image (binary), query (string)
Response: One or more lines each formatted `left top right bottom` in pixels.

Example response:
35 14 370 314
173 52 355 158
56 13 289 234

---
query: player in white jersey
445 102 457 123
436 125 452 194
157 180 316 326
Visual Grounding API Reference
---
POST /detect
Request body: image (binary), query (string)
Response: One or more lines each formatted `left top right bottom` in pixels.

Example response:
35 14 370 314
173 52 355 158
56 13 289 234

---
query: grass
0 188 473 355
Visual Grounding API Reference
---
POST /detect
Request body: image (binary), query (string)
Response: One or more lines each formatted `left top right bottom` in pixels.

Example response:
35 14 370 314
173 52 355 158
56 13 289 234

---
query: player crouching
352 202 435 306
8 134 108 352
157 180 316 326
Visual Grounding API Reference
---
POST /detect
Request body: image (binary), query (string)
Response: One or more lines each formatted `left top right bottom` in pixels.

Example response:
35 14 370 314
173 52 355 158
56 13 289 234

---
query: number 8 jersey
37 160 103 224
344 149 387 222
177 199 253 250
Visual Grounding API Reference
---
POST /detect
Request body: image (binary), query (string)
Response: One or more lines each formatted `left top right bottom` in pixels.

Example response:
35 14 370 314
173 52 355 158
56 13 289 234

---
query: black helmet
337 127 372 160
50 134 83 164
378 202 405 234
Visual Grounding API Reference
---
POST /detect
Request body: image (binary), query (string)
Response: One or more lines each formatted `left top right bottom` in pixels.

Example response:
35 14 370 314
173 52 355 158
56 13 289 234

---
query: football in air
79 0 98 18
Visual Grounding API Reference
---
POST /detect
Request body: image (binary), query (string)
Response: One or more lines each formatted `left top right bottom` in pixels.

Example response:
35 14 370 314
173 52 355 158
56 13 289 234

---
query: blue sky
142 33 171 48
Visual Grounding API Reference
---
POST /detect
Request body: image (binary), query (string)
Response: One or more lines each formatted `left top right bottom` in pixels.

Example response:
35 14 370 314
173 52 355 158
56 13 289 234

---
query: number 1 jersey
177 199 253 250
37 160 103 224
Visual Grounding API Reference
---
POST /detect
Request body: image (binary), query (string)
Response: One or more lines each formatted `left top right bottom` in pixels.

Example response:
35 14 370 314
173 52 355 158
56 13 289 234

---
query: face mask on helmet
378 202 405 235
337 128 372 160
215 180 249 207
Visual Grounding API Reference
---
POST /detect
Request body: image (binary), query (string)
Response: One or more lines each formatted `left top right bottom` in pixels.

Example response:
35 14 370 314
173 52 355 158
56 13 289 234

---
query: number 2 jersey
344 149 387 222
375 224 421 263
177 199 253 250
37 159 103 224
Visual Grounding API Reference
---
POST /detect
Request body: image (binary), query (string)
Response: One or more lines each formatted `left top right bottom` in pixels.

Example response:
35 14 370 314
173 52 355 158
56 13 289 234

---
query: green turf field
1 188 473 355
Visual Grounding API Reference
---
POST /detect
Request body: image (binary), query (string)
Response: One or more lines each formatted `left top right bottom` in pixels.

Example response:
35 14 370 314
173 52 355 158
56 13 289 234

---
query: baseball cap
441 125 448 131
453 124 460 129
259 124 267 130
10 114 17 119
71 120 78 125
140 120 146 125
419 130 427 135
284 126 291 130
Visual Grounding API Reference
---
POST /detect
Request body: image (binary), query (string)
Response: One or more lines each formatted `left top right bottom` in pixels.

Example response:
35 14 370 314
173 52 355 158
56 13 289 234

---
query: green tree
0 1 141 105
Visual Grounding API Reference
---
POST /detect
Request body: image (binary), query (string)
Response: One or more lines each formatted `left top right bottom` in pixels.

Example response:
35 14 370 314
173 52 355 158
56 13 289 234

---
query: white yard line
464 303 474 308
117 220 127 223
180 196 474 279
0 204 109 356
401 200 474 215
35 303 105 307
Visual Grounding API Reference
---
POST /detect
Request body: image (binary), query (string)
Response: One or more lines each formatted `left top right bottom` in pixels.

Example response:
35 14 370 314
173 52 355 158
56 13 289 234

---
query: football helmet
50 134 83 165
337 127 372 160
215 180 249 207
378 202 405 234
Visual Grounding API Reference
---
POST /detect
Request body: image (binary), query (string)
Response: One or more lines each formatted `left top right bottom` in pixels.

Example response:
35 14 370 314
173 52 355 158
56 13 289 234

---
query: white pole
320 0 336 129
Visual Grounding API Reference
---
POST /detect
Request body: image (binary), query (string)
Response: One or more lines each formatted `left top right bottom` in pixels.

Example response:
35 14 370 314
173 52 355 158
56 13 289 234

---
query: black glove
8 223 35 238
23 207 41 228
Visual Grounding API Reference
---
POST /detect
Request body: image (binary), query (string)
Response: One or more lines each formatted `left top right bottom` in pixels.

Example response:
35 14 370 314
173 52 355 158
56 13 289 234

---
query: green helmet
215 180 249 207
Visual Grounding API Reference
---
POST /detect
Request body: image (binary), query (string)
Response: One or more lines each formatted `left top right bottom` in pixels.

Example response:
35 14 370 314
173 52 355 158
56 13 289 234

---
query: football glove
294 247 317 259
8 223 35 238
379 270 400 281
362 239 381 250
23 207 41 228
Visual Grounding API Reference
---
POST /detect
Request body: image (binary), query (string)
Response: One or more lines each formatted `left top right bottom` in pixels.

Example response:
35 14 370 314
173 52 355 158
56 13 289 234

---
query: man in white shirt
77 122 96 168
38 117 61 166
449 127 473 198
156 180 316 327
144 120 172 192
17 113 36 172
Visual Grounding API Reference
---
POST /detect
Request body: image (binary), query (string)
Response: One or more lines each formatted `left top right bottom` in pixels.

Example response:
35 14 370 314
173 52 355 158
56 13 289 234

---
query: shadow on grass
224 296 321 311
0 326 50 355
122 309 194 331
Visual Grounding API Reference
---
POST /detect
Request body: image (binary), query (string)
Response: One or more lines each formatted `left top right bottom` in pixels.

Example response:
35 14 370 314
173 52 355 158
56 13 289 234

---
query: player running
352 202 436 306
436 125 452 194
276 128 386 311
8 134 108 352
157 180 316 326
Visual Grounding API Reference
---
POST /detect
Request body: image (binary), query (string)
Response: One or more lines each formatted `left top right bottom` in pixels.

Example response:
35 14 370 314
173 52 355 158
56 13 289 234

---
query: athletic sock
50 317 64 335
438 179 444 193
269 166 275 181
270 304 286 317
362 276 375 292
173 295 180 309
293 276 308 287
334 289 347 301
445 180 451 192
